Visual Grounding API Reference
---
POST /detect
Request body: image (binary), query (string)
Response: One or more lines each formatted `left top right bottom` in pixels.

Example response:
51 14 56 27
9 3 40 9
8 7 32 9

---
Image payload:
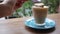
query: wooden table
0 13 60 34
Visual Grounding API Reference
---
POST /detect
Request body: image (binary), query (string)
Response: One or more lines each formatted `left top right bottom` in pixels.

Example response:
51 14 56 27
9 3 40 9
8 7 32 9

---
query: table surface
0 13 60 34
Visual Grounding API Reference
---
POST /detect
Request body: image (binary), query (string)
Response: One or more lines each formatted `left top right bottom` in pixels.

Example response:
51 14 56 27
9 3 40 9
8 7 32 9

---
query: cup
32 3 48 26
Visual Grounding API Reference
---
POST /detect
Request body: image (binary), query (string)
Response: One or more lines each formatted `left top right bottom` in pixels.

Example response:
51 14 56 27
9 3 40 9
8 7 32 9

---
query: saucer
25 18 55 29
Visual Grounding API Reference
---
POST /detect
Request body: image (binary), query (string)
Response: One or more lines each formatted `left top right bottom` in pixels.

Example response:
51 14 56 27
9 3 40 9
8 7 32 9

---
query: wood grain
0 13 60 34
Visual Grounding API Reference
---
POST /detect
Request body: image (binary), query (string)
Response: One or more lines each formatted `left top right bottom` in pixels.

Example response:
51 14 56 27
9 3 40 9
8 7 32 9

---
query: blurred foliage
12 0 33 18
42 0 59 14
12 0 59 18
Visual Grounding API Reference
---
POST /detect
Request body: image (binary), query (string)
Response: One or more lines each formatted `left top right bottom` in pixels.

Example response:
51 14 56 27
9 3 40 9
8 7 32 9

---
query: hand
0 0 16 17
0 0 27 18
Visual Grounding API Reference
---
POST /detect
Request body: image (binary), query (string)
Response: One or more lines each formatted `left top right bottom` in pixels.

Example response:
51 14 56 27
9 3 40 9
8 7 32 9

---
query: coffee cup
32 3 48 26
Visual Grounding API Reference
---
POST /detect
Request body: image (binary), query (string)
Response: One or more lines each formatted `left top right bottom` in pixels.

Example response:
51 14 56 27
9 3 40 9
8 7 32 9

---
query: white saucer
25 18 56 29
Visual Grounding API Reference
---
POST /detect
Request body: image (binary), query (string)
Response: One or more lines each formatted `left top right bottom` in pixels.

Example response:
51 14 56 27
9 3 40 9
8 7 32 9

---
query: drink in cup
32 3 48 25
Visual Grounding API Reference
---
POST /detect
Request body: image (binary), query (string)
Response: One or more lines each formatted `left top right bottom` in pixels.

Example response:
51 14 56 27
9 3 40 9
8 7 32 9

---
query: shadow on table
25 26 56 34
